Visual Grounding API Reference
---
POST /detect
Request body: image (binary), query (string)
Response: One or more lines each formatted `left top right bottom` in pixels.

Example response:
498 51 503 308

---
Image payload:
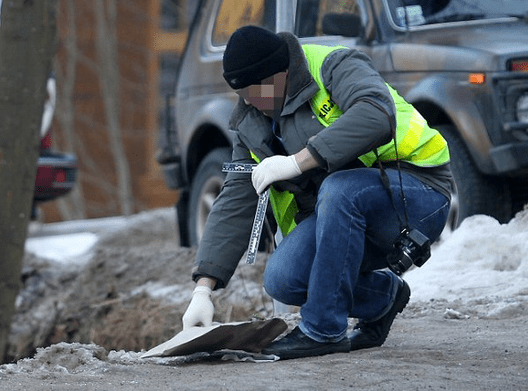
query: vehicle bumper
490 142 528 173
34 153 77 202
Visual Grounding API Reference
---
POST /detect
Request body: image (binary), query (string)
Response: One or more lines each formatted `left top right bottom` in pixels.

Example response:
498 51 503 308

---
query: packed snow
406 213 528 303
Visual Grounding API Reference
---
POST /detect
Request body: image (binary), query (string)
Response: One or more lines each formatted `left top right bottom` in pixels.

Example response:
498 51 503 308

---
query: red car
32 75 77 218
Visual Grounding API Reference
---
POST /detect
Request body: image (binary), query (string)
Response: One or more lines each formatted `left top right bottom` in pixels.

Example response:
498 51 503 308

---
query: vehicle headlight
517 93 528 123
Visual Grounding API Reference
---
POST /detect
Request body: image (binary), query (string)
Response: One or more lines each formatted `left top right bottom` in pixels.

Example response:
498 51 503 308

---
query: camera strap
375 132 432 275
374 143 410 233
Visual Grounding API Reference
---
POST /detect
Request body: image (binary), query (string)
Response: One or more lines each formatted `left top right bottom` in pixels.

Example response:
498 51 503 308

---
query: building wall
40 0 188 222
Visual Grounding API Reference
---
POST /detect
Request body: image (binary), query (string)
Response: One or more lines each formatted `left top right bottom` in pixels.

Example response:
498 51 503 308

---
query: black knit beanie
223 26 289 90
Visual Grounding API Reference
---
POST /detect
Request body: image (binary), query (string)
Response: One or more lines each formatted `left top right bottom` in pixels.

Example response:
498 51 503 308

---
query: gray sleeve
306 49 396 171
192 134 259 289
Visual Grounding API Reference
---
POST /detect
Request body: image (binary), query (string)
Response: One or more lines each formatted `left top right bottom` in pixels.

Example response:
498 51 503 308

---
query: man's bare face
235 72 288 120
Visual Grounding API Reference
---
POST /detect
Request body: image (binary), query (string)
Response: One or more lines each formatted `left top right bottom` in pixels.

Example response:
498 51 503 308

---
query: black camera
387 228 431 276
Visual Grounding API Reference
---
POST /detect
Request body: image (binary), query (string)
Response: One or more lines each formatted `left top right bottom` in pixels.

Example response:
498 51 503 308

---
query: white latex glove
182 286 214 329
251 155 302 194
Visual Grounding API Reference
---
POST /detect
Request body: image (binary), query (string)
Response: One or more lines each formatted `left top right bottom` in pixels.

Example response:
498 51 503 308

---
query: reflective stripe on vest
302 44 450 168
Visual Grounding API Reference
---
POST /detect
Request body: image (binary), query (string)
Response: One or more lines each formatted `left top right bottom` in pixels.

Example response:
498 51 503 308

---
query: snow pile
0 342 176 376
0 343 109 375
24 232 98 267
406 212 528 304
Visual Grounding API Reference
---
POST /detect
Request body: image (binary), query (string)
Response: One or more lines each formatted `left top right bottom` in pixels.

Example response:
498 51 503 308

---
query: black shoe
348 279 411 351
262 326 350 360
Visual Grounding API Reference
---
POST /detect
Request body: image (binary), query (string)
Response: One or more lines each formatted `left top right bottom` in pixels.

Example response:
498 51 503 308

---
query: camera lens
388 247 414 275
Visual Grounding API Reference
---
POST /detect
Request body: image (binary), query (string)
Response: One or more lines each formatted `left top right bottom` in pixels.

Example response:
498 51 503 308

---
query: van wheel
188 148 231 246
437 125 512 228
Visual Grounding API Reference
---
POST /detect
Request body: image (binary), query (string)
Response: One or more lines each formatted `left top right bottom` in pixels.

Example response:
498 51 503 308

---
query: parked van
157 0 528 246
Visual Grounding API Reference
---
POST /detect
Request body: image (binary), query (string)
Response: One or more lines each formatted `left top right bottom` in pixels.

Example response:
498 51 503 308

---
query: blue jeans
264 168 449 343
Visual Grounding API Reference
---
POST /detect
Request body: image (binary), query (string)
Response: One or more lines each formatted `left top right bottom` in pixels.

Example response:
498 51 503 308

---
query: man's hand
251 155 301 194
182 286 214 329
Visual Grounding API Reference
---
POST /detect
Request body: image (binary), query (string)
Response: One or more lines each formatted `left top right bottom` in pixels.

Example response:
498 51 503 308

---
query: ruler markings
222 162 268 264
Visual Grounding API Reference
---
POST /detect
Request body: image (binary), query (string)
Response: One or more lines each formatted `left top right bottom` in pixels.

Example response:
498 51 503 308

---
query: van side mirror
322 13 363 37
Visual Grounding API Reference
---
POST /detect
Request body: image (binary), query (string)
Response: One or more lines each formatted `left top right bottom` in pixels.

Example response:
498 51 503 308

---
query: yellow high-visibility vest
303 44 450 168
253 44 450 237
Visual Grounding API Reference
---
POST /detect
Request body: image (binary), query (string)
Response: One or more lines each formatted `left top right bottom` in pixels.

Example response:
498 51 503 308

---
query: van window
385 0 528 28
212 0 276 46
295 0 366 37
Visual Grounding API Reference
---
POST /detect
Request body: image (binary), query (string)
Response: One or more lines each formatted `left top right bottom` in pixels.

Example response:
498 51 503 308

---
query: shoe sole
393 280 411 314
376 279 411 327
263 340 351 360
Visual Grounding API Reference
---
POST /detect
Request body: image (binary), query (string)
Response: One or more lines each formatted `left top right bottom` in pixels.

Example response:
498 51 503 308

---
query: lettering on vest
318 97 337 123
320 99 335 116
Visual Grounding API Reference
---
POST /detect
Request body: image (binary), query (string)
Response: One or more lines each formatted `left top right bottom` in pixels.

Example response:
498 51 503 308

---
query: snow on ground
24 232 98 267
24 208 528 309
0 342 171 376
407 212 528 301
4 207 526 375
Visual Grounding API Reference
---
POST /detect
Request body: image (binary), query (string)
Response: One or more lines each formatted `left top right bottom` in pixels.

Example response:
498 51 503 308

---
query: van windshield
384 0 528 28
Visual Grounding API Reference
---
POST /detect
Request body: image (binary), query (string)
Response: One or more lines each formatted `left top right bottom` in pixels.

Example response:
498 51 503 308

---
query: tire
438 125 512 228
188 148 232 246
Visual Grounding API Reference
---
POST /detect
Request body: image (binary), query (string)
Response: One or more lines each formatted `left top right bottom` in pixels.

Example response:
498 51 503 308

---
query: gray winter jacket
192 32 453 289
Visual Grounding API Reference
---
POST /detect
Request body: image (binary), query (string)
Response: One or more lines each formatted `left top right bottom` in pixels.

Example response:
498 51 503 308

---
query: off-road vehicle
158 0 528 247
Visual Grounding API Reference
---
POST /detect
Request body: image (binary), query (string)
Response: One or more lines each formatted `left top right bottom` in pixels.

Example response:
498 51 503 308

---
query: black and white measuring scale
222 162 269 264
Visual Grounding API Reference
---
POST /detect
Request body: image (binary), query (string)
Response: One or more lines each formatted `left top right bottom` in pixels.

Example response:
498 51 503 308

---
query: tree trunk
0 0 58 363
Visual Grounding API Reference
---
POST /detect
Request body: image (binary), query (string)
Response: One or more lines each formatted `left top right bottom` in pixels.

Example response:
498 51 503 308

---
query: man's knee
263 266 305 305
263 266 284 300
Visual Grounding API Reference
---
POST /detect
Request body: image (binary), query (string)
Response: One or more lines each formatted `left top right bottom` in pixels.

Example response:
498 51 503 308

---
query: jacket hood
277 32 315 99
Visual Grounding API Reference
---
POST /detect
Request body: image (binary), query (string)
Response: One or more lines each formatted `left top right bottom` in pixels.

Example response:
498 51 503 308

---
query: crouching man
182 26 453 360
